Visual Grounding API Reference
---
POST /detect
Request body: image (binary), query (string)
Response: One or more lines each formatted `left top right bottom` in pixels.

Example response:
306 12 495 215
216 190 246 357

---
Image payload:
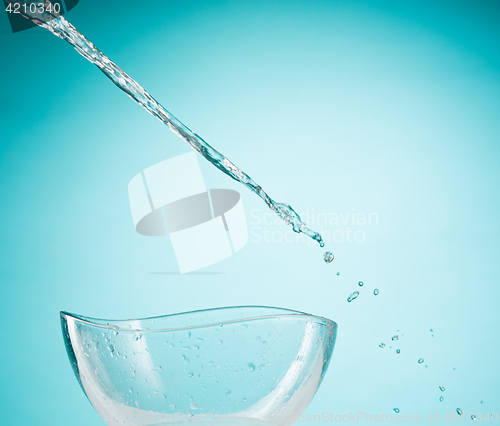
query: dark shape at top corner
64 0 79 12
4 0 79 33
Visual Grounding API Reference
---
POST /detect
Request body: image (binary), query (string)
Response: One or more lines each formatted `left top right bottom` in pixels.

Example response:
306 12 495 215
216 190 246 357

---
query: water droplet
337 272 340 276
457 408 463 416
394 408 400 413
374 289 379 295
439 386 445 392
194 345 200 351
418 358 424 364
480 401 484 405
187 411 194 417
347 291 359 302
187 372 193 378
323 252 334 263
217 339 223 345
379 343 386 348
439 396 444 402
226 390 232 397
190 403 202 410
430 329 433 332
396 349 401 354
471 414 476 421
392 335 399 341
168 343 175 348
247 363 255 372
134 334 142 341
358 281 364 287
186 331 191 338
262 341 267 346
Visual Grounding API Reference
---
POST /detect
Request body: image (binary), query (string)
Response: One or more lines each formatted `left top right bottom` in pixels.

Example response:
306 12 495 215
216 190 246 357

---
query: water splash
18 1 324 247
323 252 334 263
347 291 359 302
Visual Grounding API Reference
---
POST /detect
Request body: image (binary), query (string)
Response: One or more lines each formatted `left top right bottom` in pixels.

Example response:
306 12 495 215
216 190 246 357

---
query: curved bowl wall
61 306 337 426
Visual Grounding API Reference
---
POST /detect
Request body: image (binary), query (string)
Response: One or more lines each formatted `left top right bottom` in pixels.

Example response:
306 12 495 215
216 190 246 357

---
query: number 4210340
444 412 498 422
6 2 61 15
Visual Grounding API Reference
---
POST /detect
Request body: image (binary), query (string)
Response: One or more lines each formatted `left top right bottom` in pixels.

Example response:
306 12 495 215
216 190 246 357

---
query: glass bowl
61 306 337 425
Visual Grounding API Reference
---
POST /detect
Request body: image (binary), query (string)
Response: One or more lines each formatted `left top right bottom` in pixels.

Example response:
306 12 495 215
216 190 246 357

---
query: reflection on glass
61 306 337 425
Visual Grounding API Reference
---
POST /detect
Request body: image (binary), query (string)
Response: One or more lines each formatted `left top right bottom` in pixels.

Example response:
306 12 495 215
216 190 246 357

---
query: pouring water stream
12 1 324 247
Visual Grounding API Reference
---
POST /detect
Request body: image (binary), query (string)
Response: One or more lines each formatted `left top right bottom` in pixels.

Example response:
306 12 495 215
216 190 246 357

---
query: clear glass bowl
61 306 337 426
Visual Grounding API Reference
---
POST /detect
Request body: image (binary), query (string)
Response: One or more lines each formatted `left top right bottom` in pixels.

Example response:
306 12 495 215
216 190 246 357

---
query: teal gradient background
1 0 499 424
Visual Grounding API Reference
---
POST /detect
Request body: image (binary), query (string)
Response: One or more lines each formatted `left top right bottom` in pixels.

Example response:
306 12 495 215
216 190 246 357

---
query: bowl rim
60 305 337 333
